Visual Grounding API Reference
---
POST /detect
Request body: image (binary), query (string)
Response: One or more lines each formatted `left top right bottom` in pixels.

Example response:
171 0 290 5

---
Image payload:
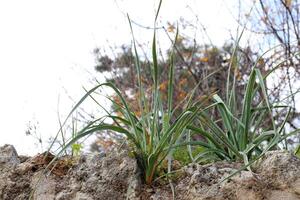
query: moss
173 146 205 165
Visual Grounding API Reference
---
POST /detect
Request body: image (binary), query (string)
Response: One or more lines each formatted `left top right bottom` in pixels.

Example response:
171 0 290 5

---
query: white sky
0 0 239 155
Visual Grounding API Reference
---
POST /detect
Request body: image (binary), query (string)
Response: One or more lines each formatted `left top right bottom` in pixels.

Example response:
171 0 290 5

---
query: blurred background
0 0 299 155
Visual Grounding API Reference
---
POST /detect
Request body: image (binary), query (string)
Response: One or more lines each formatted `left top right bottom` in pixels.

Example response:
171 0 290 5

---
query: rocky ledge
0 144 299 200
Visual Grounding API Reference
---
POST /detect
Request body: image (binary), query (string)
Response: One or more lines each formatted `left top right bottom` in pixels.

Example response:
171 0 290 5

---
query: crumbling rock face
55 151 141 200
150 151 300 200
0 145 140 200
0 145 299 200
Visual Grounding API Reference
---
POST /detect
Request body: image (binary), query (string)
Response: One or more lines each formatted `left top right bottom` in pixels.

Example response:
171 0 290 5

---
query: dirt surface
0 144 299 200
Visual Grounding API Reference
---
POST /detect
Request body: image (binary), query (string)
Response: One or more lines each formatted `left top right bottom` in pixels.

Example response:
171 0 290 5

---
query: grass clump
186 43 300 167
54 0 209 185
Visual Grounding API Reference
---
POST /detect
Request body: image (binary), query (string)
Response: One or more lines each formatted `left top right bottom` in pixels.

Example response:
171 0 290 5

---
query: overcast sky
0 0 240 155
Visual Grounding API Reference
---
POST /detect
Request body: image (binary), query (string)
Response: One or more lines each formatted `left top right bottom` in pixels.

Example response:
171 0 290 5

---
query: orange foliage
199 57 209 62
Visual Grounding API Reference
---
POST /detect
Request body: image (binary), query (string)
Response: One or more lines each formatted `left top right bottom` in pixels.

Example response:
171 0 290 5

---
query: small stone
0 144 20 167
268 190 299 200
235 188 260 200
74 192 93 200
292 178 300 195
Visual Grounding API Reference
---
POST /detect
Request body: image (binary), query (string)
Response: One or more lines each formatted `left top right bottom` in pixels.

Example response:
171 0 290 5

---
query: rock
268 190 299 200
54 149 141 200
292 178 300 195
74 192 93 200
235 188 260 200
255 150 300 189
0 145 23 199
31 172 57 200
168 151 300 200
0 144 20 167
0 144 299 200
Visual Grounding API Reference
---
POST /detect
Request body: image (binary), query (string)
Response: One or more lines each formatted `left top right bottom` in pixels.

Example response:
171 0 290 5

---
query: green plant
186 44 300 165
69 117 83 157
50 0 211 185
295 145 300 158
56 112 83 157
45 0 300 187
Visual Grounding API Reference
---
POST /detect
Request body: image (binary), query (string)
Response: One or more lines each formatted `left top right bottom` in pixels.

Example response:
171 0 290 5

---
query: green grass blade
187 125 224 150
226 26 245 104
127 14 146 113
254 69 276 130
154 0 163 22
239 69 256 149
167 26 178 116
